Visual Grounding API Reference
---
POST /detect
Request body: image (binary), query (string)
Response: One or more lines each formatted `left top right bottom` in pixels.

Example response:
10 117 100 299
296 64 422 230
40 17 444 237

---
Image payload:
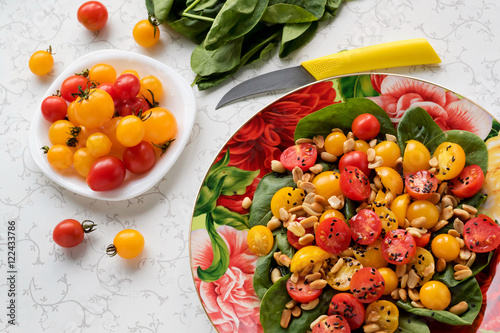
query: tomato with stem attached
53 219 97 248
142 107 177 145
106 229 145 259
77 1 108 31
60 74 90 102
41 95 67 122
139 75 163 104
123 141 156 174
29 47 54 75
133 19 160 48
44 144 74 169
115 97 150 117
74 88 114 129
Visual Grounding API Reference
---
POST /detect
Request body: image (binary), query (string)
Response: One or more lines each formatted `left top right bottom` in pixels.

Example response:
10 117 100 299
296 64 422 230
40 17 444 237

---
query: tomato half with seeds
316 217 352 255
339 150 370 178
247 225 274 256
365 300 399 333
404 170 438 200
381 229 417 265
286 276 322 304
328 293 365 330
449 164 485 198
312 314 350 333
280 143 318 172
433 142 466 180
349 267 385 303
414 231 431 248
349 209 382 245
339 166 371 201
326 258 363 291
464 214 500 253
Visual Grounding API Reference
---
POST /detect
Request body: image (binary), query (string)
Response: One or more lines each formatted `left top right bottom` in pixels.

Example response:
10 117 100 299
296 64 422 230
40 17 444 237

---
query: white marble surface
1 0 500 332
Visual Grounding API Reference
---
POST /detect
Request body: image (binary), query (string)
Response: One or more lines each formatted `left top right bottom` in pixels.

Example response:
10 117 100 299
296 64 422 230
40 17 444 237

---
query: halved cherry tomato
464 214 500 253
349 267 385 303
433 142 466 180
290 246 331 273
328 293 365 329
41 95 67 122
404 170 438 200
86 156 126 191
349 209 382 245
270 187 305 219
365 300 399 333
60 74 90 102
247 225 273 256
352 113 380 141
312 314 350 333
339 150 370 178
381 229 417 265
286 276 322 304
280 143 318 172
326 258 363 291
414 231 431 248
353 238 388 269
316 217 351 255
449 164 485 198
339 166 371 201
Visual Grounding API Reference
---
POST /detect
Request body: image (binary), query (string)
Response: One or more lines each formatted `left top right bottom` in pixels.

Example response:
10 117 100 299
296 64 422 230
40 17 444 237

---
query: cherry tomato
414 231 431 248
286 218 314 250
41 95 67 122
53 219 96 248
349 209 382 245
133 20 160 48
316 218 351 255
60 74 90 102
312 314 350 333
74 88 114 129
122 141 156 174
116 115 146 147
403 140 431 174
320 209 345 222
408 247 435 286
374 141 401 168
121 69 140 79
324 131 347 156
77 1 108 31
354 139 369 153
433 142 466 180
139 75 164 104
378 267 398 295
48 119 76 146
312 171 342 199
349 267 385 303
107 229 145 259
114 74 141 101
86 156 126 191
365 300 399 333
115 97 150 117
89 63 116 84
339 166 370 201
142 107 177 144
352 113 380 141
97 83 119 104
290 246 332 273
279 143 318 172
381 229 417 265
353 238 388 269
464 214 500 253
326 258 363 291
419 281 451 310
449 165 485 198
73 148 98 177
390 194 411 228
327 293 365 329
286 276 322 304
101 117 125 153
375 167 404 195
404 170 438 200
247 225 274 256
431 234 460 261
406 200 439 229
339 150 370 177
29 48 54 75
46 144 74 169
86 132 112 157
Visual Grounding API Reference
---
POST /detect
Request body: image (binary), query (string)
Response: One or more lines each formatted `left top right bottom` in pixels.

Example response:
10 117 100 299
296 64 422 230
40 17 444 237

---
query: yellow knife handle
301 38 441 81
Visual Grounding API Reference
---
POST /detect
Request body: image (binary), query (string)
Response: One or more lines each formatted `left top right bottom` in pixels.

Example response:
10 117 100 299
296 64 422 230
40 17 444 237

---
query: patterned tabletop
1 0 500 332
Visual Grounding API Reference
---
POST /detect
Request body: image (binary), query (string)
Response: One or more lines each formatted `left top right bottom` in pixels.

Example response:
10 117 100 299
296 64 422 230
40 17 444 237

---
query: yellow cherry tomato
101 116 125 154
74 88 114 129
375 167 404 195
407 247 435 286
326 258 363 291
390 193 411 228
374 141 401 168
133 20 160 47
247 225 273 256
116 115 145 147
48 120 77 146
353 238 388 269
89 63 117 84
324 131 347 156
290 246 331 273
378 267 398 295
320 209 345 222
29 49 54 75
139 75 164 104
433 142 466 180
354 139 370 153
121 69 140 79
365 300 399 333
142 107 177 144
420 281 451 310
406 200 439 229
403 140 431 174
311 171 342 199
73 148 98 177
86 132 112 157
66 101 79 126
46 144 73 169
270 187 305 218
108 229 145 259
431 234 460 262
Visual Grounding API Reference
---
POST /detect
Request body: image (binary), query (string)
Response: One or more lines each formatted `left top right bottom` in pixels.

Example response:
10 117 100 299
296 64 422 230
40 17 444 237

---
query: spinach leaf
268 0 327 19
338 74 380 99
248 173 296 228
397 311 430 333
343 198 356 222
260 274 336 332
253 235 279 299
433 251 493 287
458 192 487 210
147 0 174 23
425 130 489 174
294 98 396 141
262 4 320 23
396 107 444 153
275 227 295 258
191 37 243 76
279 21 318 58
397 277 482 325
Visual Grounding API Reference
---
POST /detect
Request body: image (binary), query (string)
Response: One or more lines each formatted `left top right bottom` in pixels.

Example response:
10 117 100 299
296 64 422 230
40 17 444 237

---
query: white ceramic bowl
29 50 196 201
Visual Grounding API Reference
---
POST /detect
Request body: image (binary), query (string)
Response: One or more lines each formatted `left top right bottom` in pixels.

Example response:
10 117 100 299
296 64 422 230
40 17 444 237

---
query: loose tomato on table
41 95 67 122
106 229 145 259
404 170 438 200
449 164 485 198
464 214 500 253
53 219 96 248
339 166 370 201
60 74 90 102
286 276 323 304
77 1 108 31
351 113 380 141
29 48 54 75
381 229 417 265
339 150 370 177
123 141 156 174
316 217 351 255
133 19 160 48
279 143 317 172
86 155 126 191
312 314 350 333
349 209 382 245
327 293 365 330
349 267 385 303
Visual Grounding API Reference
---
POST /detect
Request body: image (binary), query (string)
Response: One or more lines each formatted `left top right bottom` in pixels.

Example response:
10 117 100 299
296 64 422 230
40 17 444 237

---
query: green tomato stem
181 12 215 22
106 244 117 257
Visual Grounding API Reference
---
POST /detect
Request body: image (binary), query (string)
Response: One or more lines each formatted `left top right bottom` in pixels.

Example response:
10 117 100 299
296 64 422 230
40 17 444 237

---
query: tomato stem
142 89 159 108
81 220 97 233
106 244 117 257
153 139 175 156
41 146 49 154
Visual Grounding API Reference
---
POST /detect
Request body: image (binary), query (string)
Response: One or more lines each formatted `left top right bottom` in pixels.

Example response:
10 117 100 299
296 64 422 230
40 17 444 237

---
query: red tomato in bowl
87 156 126 191
60 75 89 102
449 164 484 198
77 1 108 31
280 143 317 172
41 95 67 122
123 141 156 174
114 74 141 101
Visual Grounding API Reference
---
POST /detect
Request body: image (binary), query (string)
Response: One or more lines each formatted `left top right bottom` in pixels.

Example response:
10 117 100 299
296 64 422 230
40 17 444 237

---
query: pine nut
462 204 478 216
454 208 470 221
363 323 381 333
299 181 316 194
369 139 378 148
432 220 448 232
449 301 469 315
288 221 306 237
398 288 408 302
309 279 328 290
279 254 291 267
400 274 408 289
408 288 420 301
305 272 322 283
302 203 322 217
343 138 355 154
454 265 472 280
453 218 465 235
410 217 427 228
440 206 454 221
279 208 289 221
448 229 460 238
368 156 384 169
396 264 407 277
456 237 465 248
271 160 287 173
437 181 448 196
290 271 299 284
300 216 318 229
330 258 344 274
466 252 476 267
296 138 313 144
313 135 325 149
285 299 297 309
411 300 425 308
391 289 400 300
407 269 421 289
427 192 441 205
291 306 302 317
328 195 344 210
292 167 303 183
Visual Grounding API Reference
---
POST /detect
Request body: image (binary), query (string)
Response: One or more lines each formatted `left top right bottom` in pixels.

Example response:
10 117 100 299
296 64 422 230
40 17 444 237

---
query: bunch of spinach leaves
145 0 344 90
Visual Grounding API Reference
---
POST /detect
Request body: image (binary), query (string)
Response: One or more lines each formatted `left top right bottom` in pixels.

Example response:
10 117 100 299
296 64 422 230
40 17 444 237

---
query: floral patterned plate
190 74 500 333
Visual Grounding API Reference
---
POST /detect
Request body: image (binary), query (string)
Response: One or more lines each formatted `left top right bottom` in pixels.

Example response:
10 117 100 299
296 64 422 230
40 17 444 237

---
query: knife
216 38 441 109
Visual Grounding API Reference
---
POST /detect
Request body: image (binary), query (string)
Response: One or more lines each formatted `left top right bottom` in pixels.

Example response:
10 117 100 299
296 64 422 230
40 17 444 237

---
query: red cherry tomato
352 113 380 141
77 1 108 31
122 141 156 174
41 95 67 122
312 314 350 333
52 219 96 248
449 165 485 198
414 232 431 248
339 166 371 201
464 214 500 253
349 209 382 245
60 75 89 102
315 217 351 255
327 293 365 329
339 150 370 177
349 267 385 303
86 156 126 191
381 229 417 265
114 74 141 101
115 97 150 117
280 143 318 172
404 170 438 200
97 83 119 104
286 276 322 304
